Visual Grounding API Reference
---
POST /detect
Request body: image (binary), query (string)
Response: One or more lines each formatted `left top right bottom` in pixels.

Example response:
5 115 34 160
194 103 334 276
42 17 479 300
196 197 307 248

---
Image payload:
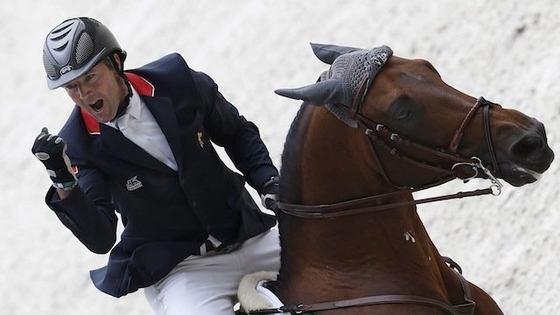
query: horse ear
275 79 345 106
310 43 362 64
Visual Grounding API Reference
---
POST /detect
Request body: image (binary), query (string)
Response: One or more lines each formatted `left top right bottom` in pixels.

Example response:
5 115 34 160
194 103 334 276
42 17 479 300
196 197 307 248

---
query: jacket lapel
99 123 175 174
92 72 185 174
143 96 185 172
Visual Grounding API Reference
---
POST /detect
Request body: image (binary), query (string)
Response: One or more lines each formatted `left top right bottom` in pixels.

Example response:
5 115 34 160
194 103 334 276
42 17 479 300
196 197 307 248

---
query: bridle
278 96 503 219
270 96 503 314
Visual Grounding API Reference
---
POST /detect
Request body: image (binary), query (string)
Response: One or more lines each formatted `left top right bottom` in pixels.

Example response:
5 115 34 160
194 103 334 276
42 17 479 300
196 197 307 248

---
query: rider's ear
112 52 124 72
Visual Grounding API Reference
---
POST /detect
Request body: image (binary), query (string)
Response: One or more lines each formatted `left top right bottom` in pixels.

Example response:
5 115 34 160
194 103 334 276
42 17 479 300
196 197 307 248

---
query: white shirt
105 87 178 171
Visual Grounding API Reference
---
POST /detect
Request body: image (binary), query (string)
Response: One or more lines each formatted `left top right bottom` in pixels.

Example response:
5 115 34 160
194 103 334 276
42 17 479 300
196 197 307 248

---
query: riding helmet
43 17 126 89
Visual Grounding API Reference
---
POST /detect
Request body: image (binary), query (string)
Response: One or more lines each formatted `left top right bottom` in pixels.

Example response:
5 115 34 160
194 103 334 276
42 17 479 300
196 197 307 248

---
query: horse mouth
500 163 543 186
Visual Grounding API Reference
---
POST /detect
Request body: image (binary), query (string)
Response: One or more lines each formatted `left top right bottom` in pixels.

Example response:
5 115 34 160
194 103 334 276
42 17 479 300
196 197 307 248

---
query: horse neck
277 106 450 303
288 106 396 204
276 201 449 305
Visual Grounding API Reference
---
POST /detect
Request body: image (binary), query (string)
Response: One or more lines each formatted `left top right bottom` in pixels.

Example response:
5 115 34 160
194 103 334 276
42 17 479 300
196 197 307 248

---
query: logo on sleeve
126 176 143 191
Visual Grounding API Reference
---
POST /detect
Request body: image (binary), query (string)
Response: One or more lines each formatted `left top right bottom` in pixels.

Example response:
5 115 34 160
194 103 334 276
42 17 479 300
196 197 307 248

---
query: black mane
278 103 310 204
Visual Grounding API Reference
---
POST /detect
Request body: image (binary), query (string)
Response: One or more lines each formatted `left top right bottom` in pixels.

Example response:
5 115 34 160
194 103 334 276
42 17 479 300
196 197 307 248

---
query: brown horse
270 44 554 315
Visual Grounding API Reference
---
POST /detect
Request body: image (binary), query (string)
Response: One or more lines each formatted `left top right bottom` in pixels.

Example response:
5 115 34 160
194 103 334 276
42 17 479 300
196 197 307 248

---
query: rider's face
62 58 127 123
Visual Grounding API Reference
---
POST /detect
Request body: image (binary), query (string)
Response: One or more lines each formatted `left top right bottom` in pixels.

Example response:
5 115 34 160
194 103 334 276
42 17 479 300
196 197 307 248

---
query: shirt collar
104 86 143 129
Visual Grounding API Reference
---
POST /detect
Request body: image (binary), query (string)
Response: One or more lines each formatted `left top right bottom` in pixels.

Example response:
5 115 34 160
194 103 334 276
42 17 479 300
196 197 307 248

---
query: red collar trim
80 72 154 134
81 109 100 135
125 72 155 97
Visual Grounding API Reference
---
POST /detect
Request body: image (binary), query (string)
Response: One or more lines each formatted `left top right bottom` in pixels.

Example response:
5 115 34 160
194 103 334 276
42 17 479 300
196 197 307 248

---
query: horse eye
394 106 413 121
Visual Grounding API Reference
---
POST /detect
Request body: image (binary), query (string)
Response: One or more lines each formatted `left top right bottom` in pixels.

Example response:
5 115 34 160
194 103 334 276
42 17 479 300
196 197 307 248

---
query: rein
278 181 496 219
278 97 503 219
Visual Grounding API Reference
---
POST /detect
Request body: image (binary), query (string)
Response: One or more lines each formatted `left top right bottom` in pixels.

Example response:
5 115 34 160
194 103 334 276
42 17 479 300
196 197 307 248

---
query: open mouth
90 100 104 112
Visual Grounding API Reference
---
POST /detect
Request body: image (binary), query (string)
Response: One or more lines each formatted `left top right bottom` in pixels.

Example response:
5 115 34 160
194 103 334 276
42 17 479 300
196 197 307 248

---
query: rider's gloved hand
260 176 279 212
32 127 77 191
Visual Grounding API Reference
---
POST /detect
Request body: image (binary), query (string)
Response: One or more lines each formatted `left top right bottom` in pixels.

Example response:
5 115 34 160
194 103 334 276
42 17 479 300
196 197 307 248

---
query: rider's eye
64 84 77 91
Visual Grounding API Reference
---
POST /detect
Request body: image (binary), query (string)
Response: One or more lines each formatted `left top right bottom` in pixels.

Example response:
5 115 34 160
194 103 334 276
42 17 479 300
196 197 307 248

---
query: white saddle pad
237 271 288 314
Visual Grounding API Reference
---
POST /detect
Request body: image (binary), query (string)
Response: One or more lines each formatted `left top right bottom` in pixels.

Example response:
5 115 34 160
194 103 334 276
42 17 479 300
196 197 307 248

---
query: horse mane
279 103 310 204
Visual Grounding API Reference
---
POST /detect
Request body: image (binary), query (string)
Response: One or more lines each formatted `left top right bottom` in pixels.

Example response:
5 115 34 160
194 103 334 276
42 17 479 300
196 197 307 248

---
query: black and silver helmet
43 17 125 89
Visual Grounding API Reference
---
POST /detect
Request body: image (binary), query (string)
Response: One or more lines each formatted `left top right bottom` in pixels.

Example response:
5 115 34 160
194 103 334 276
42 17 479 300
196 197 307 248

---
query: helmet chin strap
111 81 132 122
109 52 132 122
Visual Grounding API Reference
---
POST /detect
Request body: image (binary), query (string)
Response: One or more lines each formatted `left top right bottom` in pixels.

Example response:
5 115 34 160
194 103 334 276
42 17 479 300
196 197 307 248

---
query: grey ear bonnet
275 43 393 109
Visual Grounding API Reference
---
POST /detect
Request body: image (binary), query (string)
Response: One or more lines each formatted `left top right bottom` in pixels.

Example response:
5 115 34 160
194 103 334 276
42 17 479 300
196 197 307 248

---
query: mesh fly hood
320 45 392 107
275 44 392 128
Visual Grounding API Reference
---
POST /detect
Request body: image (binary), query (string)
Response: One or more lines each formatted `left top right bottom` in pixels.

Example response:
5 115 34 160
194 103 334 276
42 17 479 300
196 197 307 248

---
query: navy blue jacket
45 53 278 297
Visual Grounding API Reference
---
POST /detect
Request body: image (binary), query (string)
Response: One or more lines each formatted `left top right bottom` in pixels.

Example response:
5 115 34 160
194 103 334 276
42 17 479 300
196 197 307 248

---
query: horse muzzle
499 125 555 187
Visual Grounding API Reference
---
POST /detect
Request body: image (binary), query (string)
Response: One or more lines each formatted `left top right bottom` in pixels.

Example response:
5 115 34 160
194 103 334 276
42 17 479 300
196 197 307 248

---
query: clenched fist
32 127 77 191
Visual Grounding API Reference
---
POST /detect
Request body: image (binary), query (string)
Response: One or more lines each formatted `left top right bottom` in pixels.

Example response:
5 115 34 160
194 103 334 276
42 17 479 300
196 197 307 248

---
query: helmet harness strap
109 52 132 122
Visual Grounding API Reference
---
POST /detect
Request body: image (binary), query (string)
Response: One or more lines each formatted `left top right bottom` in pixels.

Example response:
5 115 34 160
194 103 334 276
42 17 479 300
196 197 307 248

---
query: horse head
276 43 554 193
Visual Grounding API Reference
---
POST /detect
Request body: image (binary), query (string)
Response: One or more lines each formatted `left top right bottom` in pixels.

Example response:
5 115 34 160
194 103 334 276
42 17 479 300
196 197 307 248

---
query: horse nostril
511 134 544 160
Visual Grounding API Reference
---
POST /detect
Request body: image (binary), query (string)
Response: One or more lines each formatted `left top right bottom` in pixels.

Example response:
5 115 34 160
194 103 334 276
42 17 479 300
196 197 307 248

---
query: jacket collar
80 72 155 134
81 73 182 173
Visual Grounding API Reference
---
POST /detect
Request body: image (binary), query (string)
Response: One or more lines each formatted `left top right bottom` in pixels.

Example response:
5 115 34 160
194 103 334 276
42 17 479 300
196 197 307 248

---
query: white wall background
1 1 558 314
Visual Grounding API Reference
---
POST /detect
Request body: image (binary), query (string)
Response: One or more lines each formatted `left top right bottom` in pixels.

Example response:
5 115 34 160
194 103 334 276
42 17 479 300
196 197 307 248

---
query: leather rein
269 96 502 314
